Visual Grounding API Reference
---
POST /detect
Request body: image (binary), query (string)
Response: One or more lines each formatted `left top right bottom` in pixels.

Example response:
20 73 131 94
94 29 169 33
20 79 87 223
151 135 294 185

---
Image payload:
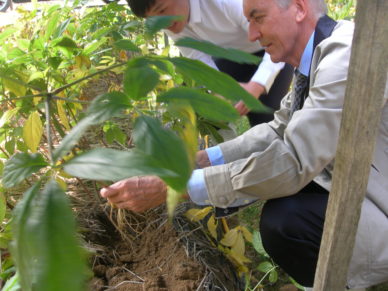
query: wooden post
313 1 388 290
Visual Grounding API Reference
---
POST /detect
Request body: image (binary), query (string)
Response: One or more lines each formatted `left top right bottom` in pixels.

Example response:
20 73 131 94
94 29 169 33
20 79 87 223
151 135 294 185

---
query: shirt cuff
205 146 225 166
250 53 285 93
187 169 211 205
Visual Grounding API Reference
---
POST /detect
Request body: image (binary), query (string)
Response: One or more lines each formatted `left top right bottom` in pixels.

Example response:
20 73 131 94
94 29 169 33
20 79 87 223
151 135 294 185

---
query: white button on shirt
165 0 285 93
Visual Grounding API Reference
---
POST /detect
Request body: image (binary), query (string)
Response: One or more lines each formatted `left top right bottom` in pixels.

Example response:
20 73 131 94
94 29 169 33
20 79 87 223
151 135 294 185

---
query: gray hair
275 0 327 18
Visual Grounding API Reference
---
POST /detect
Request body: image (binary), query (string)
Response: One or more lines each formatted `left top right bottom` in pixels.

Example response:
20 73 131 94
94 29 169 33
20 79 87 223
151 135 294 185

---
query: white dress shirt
165 0 285 93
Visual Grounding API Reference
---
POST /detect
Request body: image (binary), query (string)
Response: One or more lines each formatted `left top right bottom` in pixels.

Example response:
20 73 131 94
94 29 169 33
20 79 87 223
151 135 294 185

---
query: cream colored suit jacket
203 21 388 288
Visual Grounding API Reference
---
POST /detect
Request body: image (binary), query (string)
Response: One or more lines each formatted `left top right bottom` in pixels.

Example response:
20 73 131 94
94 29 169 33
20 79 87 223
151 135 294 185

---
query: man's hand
100 176 167 212
235 81 266 116
196 150 211 168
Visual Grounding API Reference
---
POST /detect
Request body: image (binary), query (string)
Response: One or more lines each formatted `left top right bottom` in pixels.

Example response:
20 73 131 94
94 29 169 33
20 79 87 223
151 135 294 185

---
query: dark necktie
290 69 308 116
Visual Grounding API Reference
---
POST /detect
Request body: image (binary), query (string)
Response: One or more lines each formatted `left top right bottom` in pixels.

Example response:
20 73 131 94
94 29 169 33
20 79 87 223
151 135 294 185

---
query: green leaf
53 36 78 49
44 11 60 41
175 37 260 64
123 66 159 100
252 230 268 256
83 37 107 55
158 87 239 122
170 57 267 112
145 15 183 36
0 191 6 223
114 39 140 52
2 153 48 188
133 116 191 191
2 273 21 291
52 116 95 162
30 181 88 291
48 57 62 69
257 261 274 273
86 92 131 124
105 127 126 145
63 148 177 181
128 56 175 75
0 27 18 43
0 108 19 128
269 269 278 283
10 182 41 290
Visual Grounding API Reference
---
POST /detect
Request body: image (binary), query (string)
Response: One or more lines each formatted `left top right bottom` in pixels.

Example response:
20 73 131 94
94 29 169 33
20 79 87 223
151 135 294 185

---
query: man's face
243 0 300 65
146 0 190 34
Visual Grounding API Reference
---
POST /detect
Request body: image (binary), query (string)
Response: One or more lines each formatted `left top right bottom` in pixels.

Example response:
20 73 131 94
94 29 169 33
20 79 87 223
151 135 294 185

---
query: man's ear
294 0 308 22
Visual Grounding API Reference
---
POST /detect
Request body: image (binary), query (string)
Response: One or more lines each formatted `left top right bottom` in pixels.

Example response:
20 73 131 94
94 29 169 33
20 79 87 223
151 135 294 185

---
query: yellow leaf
228 248 251 265
33 97 42 105
57 100 70 131
185 206 212 222
220 228 239 247
3 78 27 97
231 231 245 256
55 175 67 191
166 186 184 218
240 226 253 243
23 111 43 153
207 214 218 239
0 108 19 127
75 55 91 69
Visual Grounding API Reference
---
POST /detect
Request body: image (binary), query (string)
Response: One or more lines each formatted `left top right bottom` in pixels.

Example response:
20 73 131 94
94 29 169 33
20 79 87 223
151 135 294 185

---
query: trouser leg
259 182 329 287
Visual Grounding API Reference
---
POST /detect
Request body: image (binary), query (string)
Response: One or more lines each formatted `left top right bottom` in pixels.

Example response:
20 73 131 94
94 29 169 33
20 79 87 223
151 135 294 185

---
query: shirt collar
188 0 201 25
298 31 314 76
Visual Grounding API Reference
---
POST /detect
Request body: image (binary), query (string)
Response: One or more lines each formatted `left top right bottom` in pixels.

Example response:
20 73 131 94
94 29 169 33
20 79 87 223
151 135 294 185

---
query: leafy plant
0 3 262 289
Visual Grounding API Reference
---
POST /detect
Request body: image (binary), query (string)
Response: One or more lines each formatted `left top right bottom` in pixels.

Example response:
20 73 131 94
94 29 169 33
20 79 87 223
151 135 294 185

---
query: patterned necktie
290 69 308 116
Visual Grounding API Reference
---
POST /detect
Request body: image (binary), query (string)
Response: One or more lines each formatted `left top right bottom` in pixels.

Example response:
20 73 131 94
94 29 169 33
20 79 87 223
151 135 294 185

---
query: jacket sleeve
203 27 353 208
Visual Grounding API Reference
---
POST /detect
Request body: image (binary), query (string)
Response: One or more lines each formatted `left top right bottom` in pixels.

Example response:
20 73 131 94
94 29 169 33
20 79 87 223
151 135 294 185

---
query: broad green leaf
44 11 60 41
167 103 197 167
23 111 43 153
52 116 94 162
124 66 160 100
63 148 177 181
2 153 48 188
48 57 62 69
83 37 107 55
11 182 41 290
0 191 6 222
114 39 140 52
53 36 78 49
0 108 19 128
86 92 131 124
0 27 18 43
252 230 268 256
269 269 278 283
257 261 274 273
105 127 126 145
175 37 260 64
133 116 191 191
145 15 183 36
2 77 27 97
128 56 175 75
31 180 88 291
158 87 239 122
170 57 267 112
53 18 72 39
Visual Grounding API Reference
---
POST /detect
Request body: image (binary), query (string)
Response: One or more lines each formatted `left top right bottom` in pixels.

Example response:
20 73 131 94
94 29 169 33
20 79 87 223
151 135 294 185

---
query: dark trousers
213 50 294 126
260 182 329 287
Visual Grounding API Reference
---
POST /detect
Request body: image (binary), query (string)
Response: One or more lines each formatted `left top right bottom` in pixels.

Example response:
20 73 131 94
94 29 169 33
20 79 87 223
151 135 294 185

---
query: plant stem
51 62 126 95
45 94 54 164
